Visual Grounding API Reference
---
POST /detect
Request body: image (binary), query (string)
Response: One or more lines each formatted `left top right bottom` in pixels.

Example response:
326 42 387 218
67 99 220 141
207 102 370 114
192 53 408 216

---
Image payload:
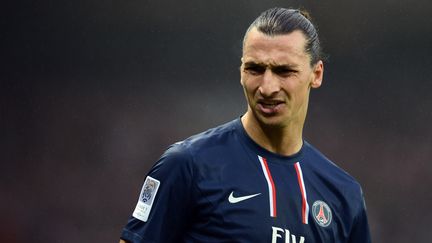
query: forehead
242 28 309 65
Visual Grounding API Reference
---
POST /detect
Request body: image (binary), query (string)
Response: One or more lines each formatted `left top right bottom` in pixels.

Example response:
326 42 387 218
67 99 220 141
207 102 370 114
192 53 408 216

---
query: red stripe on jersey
258 156 277 217
294 162 309 224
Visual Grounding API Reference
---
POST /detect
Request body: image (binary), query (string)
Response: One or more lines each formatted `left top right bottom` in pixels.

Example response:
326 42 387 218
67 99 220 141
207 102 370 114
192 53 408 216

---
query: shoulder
302 142 368 227
153 119 238 168
302 141 364 205
171 119 239 156
302 141 360 184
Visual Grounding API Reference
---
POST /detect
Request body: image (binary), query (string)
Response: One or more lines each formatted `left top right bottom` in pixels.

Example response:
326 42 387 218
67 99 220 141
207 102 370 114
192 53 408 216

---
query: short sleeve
348 187 372 243
121 143 196 243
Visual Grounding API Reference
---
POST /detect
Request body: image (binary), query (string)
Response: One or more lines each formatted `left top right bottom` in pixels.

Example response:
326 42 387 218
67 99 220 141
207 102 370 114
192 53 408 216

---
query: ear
240 57 245 86
310 60 323 89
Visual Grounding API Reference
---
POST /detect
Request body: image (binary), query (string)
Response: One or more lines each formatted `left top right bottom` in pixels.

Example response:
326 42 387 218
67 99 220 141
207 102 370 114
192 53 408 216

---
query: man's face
240 28 323 128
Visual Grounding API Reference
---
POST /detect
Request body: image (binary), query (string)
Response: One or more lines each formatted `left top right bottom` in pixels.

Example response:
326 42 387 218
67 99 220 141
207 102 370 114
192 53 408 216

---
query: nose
258 69 280 97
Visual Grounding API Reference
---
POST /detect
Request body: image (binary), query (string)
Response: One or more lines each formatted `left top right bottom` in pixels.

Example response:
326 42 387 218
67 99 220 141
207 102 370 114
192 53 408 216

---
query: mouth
256 100 285 115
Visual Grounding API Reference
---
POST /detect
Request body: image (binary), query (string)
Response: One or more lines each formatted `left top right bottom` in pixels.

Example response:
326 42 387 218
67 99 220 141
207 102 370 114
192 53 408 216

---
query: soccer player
120 7 371 243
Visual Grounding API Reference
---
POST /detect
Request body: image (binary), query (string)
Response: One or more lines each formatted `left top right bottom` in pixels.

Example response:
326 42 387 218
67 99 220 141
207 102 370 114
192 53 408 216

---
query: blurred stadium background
2 0 432 242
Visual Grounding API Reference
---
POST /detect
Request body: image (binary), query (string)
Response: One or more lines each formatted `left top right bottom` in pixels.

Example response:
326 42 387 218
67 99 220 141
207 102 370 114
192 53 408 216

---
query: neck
241 113 304 156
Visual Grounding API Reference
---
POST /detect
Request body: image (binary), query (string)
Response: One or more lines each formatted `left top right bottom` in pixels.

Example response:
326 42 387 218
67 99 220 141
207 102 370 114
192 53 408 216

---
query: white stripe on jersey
294 162 309 224
258 155 276 217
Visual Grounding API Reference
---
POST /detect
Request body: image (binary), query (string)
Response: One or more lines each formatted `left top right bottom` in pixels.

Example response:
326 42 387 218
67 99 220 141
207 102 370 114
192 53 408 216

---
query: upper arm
120 144 197 242
348 187 372 243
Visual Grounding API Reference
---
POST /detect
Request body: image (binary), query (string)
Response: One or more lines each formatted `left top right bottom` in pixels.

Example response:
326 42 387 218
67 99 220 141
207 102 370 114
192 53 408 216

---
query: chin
255 114 287 128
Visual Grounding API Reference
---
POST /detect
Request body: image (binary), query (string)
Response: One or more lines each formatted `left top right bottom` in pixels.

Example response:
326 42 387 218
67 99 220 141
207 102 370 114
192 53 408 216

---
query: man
120 7 371 243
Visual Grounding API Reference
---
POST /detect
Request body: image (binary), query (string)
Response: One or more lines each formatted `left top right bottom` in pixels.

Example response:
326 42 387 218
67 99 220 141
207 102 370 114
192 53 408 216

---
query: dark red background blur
2 0 432 242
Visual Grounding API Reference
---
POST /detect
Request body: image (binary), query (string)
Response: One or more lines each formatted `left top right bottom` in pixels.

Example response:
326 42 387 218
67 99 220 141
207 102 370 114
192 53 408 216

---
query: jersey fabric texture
121 118 371 243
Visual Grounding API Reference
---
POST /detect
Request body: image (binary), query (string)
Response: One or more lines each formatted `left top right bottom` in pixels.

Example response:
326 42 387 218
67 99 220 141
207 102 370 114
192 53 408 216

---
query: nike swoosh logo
228 191 261 203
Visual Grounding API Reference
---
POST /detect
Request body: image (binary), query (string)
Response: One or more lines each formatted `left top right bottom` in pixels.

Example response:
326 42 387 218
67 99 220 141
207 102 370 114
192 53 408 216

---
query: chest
191 155 348 243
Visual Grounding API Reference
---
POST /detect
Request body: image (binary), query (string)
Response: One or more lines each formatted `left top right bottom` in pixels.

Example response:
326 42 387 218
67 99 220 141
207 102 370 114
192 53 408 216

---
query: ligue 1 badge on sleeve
133 176 161 222
312 200 332 227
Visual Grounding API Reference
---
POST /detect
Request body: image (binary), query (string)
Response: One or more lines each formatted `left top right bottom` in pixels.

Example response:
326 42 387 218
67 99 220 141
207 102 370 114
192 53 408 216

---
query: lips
257 100 285 115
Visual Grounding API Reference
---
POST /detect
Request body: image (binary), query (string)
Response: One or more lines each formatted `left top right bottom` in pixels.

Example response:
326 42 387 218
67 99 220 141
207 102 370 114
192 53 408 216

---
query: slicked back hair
244 7 324 66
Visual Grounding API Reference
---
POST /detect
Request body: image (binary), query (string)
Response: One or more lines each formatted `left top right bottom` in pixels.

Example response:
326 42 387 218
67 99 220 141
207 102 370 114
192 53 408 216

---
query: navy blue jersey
121 118 371 243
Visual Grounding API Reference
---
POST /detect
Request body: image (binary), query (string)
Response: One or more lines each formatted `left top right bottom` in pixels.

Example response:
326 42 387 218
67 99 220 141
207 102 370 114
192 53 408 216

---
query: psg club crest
312 200 332 227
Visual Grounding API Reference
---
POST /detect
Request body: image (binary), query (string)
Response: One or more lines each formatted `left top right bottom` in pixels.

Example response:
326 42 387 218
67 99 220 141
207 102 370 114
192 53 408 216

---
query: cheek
243 85 255 99
292 86 311 106
240 70 249 86
282 81 309 102
241 76 257 93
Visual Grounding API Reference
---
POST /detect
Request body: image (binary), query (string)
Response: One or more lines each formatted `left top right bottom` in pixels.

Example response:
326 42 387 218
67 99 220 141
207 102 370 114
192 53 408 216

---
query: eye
272 67 297 77
244 64 266 75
